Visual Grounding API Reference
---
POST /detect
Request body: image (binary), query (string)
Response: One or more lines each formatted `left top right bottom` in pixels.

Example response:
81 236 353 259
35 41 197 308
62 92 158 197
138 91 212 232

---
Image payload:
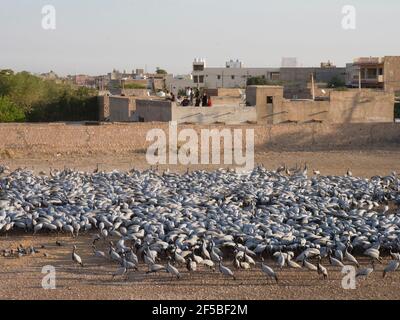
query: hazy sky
1 0 399 76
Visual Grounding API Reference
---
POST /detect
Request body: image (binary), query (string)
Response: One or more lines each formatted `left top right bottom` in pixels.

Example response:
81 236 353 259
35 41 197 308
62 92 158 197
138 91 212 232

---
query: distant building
347 57 384 89
191 58 345 99
346 56 400 94
165 74 194 95
72 74 96 87
281 57 298 67
280 65 346 99
226 59 243 68
191 58 280 89
40 70 58 81
320 61 336 68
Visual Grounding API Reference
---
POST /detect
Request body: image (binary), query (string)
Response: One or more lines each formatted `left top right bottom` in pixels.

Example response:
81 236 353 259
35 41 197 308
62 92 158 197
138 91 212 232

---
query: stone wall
135 100 173 122
282 100 330 123
328 90 394 123
0 123 399 158
121 89 149 97
248 86 395 124
108 96 137 122
98 95 110 121
172 105 256 124
135 101 255 124
384 56 400 95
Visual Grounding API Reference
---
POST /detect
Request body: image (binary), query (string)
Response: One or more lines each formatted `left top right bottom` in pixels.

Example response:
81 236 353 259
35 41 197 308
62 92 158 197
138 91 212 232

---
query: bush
247 76 269 86
156 67 167 75
327 76 346 88
395 102 400 119
123 83 147 89
0 70 98 122
247 76 282 86
27 87 98 122
0 96 26 122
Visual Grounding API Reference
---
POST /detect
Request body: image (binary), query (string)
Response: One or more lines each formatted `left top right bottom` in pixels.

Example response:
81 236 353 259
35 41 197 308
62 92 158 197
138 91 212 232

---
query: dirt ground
0 149 400 300
1 149 400 177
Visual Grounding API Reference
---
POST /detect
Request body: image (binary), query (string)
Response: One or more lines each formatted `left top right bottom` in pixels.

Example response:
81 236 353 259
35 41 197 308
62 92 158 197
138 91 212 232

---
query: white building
281 57 298 67
165 74 194 95
191 58 280 89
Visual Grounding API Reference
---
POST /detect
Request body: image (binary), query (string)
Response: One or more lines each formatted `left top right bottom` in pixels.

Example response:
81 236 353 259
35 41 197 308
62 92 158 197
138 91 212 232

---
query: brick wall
0 122 399 158
384 56 400 94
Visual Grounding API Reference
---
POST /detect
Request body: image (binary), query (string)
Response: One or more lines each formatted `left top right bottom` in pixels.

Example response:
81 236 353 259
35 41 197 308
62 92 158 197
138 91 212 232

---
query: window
367 68 377 79
231 75 235 80
270 72 280 81
379 68 383 76
267 96 273 104
199 75 204 83
193 76 199 83
217 75 221 80
193 65 204 71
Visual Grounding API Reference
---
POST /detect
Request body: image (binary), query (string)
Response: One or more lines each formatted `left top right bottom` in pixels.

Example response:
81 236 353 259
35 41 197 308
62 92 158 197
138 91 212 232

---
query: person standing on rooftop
201 92 208 107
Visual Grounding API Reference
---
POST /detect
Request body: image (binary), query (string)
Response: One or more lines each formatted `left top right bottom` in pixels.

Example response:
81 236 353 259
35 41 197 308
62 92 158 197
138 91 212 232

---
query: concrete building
135 99 256 124
98 94 153 122
346 57 384 89
72 74 96 87
281 57 298 67
98 56 400 124
384 56 400 94
280 66 346 99
191 58 280 89
191 58 346 100
130 85 394 125
40 70 58 81
246 86 394 124
346 56 400 94
165 74 194 95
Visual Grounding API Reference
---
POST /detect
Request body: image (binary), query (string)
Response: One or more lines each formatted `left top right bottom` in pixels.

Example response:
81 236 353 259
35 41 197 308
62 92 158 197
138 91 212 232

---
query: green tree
156 67 168 75
327 76 346 88
247 76 269 86
0 96 25 122
0 70 98 122
247 76 282 86
395 102 400 119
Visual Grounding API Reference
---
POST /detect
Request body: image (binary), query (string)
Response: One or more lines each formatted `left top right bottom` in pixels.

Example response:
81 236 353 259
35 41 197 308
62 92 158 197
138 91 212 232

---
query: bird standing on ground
383 260 400 279
344 247 360 268
261 258 278 283
364 248 383 264
287 255 302 269
317 257 328 279
112 265 127 280
389 247 400 261
218 262 236 280
356 262 374 279
329 253 345 268
72 245 84 267
167 258 181 279
146 263 165 275
186 257 197 272
302 259 318 272
92 245 107 259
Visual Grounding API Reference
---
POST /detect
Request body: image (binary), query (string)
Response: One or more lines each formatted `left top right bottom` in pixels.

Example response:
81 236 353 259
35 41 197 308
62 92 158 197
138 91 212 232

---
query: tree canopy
155 67 168 75
0 70 98 122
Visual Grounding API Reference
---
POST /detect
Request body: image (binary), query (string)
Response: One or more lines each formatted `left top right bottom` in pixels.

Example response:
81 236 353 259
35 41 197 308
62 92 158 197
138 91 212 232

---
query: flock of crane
1 164 400 283
68 235 400 282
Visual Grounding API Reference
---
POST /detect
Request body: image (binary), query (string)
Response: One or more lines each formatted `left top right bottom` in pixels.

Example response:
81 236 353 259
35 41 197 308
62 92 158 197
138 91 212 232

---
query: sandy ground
1 149 400 300
1 149 400 178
